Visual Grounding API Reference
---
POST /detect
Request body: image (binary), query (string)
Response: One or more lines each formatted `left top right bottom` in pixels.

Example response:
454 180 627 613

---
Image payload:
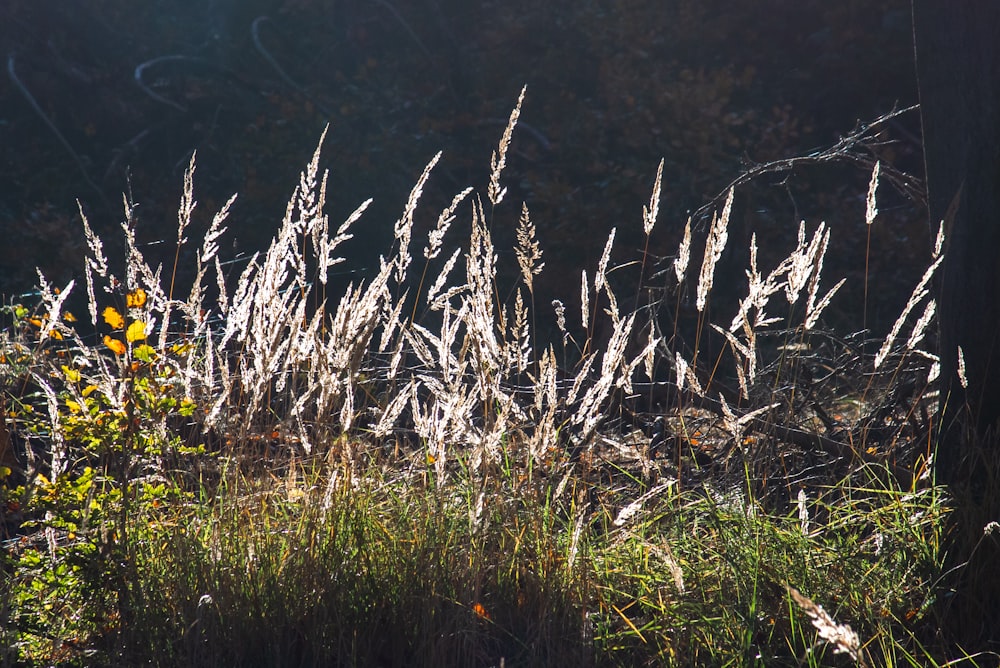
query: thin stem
8 53 112 212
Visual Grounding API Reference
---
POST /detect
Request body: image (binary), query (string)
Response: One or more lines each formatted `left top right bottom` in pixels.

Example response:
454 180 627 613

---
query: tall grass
0 90 974 666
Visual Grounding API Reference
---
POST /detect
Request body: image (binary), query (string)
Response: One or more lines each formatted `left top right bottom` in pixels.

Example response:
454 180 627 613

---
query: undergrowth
0 89 976 666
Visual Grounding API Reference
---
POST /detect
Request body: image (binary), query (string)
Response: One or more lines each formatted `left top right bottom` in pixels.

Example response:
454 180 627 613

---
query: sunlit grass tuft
0 92 972 666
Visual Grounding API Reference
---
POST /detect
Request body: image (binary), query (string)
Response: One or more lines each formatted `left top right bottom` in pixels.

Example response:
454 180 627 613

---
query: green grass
2 446 948 666
0 92 985 666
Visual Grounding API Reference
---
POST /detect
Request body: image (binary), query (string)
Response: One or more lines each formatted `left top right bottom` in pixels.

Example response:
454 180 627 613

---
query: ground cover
0 93 982 666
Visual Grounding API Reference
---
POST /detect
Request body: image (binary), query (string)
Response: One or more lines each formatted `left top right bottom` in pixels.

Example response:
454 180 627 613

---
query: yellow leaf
61 365 81 383
103 307 124 330
126 320 147 343
82 385 98 397
126 288 147 309
66 400 82 413
104 335 126 356
63 311 77 323
171 341 193 355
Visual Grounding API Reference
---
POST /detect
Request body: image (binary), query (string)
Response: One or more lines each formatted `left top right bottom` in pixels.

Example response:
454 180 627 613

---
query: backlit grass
0 91 980 666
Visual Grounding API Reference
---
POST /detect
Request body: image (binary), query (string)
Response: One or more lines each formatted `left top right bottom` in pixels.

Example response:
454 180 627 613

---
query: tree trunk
913 0 1000 649
916 2 1000 460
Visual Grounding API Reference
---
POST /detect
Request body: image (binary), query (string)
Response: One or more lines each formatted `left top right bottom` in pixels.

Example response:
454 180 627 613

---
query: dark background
1 0 925 333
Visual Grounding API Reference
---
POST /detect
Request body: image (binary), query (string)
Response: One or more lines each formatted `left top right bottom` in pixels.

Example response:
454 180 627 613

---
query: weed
0 91 973 666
